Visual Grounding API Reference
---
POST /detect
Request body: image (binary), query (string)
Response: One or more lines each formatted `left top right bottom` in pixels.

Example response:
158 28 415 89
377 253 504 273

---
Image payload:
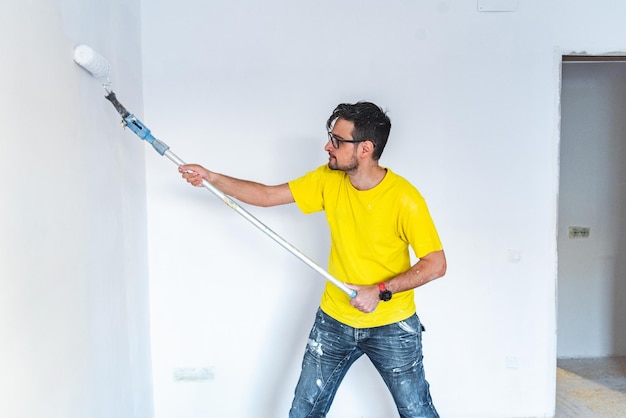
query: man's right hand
178 164 209 187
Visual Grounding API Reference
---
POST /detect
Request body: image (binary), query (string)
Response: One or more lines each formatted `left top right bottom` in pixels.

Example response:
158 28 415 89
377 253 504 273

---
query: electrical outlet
568 226 590 239
173 367 214 382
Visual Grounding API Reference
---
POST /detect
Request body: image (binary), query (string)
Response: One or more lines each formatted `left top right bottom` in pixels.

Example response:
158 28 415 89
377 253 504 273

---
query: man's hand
347 284 380 313
179 164 210 187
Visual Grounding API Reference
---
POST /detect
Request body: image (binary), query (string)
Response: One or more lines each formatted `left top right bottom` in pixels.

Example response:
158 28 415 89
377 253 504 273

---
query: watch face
379 290 392 302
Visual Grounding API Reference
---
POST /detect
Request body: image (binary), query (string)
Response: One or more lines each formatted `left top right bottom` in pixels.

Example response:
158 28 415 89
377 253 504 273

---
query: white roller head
73 44 110 78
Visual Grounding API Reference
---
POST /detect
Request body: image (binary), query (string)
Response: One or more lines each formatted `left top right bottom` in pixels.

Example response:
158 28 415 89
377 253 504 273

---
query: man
179 101 446 418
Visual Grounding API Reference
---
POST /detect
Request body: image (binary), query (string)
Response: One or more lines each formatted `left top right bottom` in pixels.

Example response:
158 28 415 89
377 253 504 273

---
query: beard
328 151 359 173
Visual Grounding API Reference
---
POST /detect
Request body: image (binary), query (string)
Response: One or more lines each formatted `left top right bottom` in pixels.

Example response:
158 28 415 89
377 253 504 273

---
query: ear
359 140 376 157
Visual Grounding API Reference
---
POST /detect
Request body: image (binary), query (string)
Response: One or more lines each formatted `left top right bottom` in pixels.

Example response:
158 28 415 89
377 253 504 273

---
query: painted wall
10 1 626 417
558 62 626 357
0 1 153 417
139 1 626 418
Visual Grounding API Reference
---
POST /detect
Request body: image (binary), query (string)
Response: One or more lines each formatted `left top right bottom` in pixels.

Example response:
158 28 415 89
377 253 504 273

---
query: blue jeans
289 308 439 418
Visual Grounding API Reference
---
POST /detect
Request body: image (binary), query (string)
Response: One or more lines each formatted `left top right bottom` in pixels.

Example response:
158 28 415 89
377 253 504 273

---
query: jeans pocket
396 314 421 335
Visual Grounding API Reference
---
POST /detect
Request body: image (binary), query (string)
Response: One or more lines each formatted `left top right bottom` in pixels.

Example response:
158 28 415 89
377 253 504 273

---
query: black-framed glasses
327 131 366 149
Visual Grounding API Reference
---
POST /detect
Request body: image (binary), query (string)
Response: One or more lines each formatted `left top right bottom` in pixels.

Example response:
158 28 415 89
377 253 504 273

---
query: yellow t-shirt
288 165 443 328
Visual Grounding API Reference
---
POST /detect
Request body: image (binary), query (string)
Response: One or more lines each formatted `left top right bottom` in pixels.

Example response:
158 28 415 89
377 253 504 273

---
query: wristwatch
378 282 392 302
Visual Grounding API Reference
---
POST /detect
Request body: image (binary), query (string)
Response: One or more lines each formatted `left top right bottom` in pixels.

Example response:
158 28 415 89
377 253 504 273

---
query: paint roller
72 44 357 299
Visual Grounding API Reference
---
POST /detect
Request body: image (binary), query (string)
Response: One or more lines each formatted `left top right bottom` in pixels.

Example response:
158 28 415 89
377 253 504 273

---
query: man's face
325 118 359 173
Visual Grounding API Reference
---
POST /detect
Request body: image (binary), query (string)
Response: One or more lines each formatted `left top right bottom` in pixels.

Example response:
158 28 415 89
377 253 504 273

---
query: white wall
141 1 626 417
558 62 626 357
0 1 153 417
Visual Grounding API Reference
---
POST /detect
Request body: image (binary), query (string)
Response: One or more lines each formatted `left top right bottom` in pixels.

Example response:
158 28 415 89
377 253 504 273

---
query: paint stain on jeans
307 338 324 356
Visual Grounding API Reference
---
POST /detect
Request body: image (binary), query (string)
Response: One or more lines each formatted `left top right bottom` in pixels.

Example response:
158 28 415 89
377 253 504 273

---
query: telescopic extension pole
104 92 356 299
72 44 356 298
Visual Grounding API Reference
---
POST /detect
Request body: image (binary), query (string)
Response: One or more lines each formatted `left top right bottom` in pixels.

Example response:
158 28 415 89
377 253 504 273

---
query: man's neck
347 164 387 191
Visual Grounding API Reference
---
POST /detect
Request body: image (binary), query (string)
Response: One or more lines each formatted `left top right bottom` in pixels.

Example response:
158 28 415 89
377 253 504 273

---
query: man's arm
349 249 447 313
386 249 447 294
178 163 295 207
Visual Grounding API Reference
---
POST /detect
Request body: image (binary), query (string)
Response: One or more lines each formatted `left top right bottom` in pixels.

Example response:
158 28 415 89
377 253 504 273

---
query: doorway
556 57 626 415
557 57 626 358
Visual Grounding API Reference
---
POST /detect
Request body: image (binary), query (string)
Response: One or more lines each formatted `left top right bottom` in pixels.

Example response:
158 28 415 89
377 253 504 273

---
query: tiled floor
556 357 626 417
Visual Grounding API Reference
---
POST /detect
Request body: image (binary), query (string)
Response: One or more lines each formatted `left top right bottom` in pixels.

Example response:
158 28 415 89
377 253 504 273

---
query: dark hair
326 101 391 160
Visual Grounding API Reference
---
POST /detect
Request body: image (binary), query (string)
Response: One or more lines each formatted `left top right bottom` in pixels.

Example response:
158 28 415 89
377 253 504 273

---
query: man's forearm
207 172 294 207
208 172 268 205
385 250 446 294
